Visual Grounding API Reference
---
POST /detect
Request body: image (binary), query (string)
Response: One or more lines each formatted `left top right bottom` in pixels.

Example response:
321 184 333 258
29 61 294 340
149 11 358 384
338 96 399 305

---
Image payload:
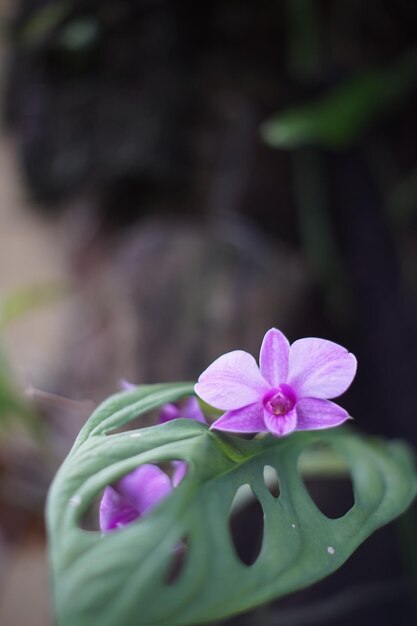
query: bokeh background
1 1 417 624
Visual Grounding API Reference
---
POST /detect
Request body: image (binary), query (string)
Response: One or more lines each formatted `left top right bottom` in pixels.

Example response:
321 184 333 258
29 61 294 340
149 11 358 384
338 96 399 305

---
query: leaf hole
107 407 161 435
229 485 264 566
263 465 280 498
79 491 101 531
164 535 190 585
298 442 354 519
108 393 206 435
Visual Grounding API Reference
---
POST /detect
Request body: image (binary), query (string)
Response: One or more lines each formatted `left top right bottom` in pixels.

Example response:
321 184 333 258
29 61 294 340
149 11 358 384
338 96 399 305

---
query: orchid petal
120 379 137 391
99 487 138 531
172 461 188 487
259 328 290 387
159 397 206 424
195 350 270 410
179 397 207 423
296 397 350 430
288 338 357 399
159 403 180 423
117 464 172 515
263 407 297 437
210 402 265 433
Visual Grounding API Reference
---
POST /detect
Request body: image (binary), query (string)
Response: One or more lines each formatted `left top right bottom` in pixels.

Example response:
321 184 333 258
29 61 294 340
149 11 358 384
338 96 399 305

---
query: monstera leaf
47 383 417 626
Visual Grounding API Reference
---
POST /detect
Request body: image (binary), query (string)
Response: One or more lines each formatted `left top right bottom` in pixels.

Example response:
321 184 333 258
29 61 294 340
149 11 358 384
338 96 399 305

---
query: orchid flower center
263 384 296 416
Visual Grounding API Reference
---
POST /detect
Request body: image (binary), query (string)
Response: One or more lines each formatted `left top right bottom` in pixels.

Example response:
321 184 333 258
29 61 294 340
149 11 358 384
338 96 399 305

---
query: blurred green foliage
0 284 66 331
387 164 417 227
0 284 66 437
0 346 35 433
262 47 417 150
16 1 72 46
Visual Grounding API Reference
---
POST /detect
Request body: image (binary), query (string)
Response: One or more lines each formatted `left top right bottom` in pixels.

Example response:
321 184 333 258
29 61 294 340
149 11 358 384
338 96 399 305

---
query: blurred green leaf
0 283 66 331
262 47 417 149
387 164 417 226
56 17 99 52
285 0 322 83
0 283 66 435
0 345 41 434
16 1 72 45
291 149 352 324
47 384 417 626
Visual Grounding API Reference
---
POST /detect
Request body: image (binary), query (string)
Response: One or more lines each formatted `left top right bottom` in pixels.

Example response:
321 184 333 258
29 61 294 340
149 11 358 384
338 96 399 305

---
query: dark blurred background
1 0 417 624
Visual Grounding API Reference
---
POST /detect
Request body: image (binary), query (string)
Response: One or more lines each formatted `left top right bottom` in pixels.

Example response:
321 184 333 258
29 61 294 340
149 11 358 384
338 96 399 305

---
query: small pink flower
195 328 357 438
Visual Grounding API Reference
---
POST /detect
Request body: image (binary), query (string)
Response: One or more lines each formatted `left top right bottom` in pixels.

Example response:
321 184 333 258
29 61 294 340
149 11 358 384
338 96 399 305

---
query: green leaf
56 18 99 52
261 46 417 149
0 284 66 436
16 2 72 46
0 344 41 435
0 283 66 331
47 384 417 626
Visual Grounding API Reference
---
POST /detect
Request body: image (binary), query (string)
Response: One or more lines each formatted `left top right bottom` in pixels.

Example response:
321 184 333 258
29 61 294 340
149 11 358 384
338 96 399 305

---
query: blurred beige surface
0 6 55 622
0 540 51 626
0 132 70 386
0 71 69 625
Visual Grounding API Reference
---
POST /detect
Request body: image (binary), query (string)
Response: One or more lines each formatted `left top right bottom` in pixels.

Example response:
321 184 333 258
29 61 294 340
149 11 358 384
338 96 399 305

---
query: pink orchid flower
195 328 357 438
